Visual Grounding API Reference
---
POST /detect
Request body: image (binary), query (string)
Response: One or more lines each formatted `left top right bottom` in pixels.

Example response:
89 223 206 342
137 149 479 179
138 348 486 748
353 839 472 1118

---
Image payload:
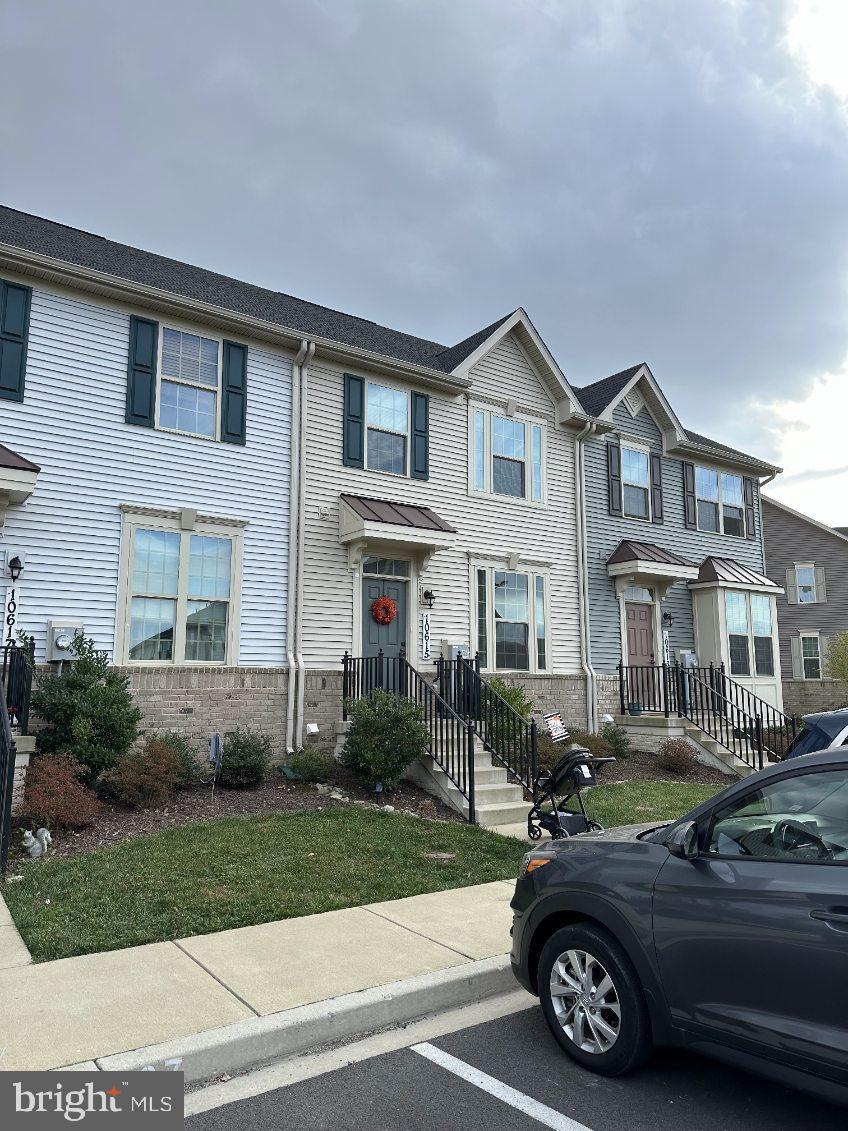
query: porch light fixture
662 612 674 629
422 589 436 609
7 556 23 582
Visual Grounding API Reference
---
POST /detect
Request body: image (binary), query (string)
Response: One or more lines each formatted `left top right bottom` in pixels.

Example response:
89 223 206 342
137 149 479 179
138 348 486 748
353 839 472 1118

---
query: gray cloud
1 0 846 461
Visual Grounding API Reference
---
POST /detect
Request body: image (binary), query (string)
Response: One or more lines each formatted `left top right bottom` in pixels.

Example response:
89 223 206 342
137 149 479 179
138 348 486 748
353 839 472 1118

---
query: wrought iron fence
342 649 477 821
0 669 18 877
437 653 538 795
2 636 34 734
617 660 798 771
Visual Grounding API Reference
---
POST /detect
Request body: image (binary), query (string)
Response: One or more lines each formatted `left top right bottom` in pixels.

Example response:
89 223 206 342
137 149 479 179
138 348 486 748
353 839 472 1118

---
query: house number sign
421 611 432 661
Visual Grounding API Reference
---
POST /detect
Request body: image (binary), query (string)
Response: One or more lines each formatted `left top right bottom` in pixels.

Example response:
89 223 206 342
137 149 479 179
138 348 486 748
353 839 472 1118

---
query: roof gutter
574 419 599 732
294 341 316 750
0 243 471 394
285 340 310 753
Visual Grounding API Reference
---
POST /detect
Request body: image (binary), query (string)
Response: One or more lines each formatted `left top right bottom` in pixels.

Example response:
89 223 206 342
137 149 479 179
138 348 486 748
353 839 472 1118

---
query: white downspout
294 341 316 749
285 340 309 753
574 420 600 732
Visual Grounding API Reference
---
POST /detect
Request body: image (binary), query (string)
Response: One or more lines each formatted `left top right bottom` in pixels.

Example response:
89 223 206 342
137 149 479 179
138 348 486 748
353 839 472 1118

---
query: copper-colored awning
339 493 456 567
607 540 695 569
0 441 39 504
691 557 782 590
339 494 456 533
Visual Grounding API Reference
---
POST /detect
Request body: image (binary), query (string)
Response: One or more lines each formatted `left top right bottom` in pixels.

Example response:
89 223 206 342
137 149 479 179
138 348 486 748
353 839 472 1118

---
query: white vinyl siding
300 332 580 673
0 285 292 665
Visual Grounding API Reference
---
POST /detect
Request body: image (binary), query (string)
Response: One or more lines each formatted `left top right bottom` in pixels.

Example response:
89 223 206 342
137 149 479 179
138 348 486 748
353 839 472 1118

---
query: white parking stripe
411 1042 595 1131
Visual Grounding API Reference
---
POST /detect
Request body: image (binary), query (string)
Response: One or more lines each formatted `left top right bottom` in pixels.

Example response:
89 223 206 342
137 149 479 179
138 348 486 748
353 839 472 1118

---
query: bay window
471 406 544 503
724 590 775 677
475 565 548 672
120 508 242 664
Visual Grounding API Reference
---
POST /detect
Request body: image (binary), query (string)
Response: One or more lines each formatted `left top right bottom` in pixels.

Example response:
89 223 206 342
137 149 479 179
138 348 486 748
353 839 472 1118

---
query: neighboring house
572 364 785 716
762 495 848 716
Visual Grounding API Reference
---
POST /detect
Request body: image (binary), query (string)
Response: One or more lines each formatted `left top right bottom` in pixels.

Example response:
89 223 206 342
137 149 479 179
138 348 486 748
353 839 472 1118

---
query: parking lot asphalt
187 1005 846 1131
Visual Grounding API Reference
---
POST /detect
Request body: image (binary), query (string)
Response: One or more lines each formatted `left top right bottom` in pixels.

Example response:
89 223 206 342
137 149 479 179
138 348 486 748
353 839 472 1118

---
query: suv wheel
538 923 652 1076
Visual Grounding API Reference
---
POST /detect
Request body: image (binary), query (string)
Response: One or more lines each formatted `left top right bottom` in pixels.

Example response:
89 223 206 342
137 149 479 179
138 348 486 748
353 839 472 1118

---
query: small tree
825 631 848 682
341 690 430 789
30 633 141 783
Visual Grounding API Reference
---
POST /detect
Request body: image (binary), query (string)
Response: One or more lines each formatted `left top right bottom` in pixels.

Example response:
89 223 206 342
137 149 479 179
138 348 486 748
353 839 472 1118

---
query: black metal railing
437 653 538 795
342 649 477 822
618 661 798 771
0 663 18 877
2 637 34 734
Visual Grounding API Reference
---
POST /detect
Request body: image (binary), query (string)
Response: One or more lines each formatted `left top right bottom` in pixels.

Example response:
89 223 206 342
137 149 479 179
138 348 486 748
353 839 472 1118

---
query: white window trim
695 465 746 538
800 632 823 681
470 559 550 674
794 562 818 605
723 590 777 678
468 403 547 507
115 505 245 666
620 440 652 522
364 379 411 478
155 317 227 442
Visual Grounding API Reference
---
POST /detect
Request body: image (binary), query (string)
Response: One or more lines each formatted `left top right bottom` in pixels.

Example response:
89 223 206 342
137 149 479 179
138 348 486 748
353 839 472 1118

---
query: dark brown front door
626 602 654 666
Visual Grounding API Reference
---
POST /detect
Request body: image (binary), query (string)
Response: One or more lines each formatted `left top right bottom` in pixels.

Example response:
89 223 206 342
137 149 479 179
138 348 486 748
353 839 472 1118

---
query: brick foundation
782 679 848 718
117 666 289 758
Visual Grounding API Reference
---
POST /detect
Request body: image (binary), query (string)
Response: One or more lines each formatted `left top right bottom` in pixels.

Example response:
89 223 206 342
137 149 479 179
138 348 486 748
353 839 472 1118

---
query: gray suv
510 749 848 1103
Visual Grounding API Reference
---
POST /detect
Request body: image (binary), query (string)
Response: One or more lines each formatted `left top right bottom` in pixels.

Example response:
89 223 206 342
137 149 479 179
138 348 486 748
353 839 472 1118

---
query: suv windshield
785 725 831 759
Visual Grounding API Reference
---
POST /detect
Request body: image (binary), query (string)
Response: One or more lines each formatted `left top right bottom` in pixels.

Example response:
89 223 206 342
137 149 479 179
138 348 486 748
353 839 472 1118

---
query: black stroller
527 747 615 841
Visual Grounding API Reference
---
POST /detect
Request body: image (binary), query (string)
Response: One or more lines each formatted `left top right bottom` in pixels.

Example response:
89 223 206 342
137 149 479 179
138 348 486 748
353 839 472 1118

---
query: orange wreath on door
371 596 398 626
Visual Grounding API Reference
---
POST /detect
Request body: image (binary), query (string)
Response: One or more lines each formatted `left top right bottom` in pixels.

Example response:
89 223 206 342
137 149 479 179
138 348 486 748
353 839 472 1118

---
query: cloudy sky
2 0 847 520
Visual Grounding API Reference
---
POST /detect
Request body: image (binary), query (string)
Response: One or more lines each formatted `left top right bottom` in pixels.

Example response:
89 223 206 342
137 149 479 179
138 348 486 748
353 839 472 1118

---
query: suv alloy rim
549 948 621 1053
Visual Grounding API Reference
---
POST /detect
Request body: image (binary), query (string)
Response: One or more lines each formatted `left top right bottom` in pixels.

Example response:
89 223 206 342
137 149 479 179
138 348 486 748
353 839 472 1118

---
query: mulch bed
12 764 462 863
604 749 732 787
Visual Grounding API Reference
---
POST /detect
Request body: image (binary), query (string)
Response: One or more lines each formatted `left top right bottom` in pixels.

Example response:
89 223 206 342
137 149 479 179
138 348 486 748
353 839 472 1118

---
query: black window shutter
607 440 622 516
343 374 365 468
743 476 756 539
221 340 248 445
125 316 159 427
0 279 32 403
683 462 697 528
650 452 664 524
410 392 429 480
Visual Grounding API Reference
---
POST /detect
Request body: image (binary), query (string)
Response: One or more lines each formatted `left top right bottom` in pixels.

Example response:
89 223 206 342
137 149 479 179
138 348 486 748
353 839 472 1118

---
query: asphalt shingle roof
0 206 498 375
572 366 643 417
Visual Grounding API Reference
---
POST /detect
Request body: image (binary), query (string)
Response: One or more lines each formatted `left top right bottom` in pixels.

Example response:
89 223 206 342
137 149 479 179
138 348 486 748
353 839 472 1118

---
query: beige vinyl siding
300 333 580 672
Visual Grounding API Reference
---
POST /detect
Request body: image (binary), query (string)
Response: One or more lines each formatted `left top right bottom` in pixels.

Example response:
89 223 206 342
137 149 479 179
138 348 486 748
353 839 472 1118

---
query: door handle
810 909 848 925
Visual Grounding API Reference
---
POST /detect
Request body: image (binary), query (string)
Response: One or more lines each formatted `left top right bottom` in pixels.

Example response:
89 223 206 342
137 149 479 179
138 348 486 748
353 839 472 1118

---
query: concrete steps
614 713 769 778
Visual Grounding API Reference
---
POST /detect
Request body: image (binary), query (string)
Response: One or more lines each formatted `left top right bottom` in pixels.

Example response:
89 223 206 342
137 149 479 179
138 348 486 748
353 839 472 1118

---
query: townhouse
0 206 787 783
762 495 848 716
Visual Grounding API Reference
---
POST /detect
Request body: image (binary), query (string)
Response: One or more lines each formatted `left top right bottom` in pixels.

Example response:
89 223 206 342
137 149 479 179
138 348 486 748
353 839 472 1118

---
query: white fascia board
449 308 581 415
0 467 38 503
0 243 470 395
598 364 687 445
608 559 700 582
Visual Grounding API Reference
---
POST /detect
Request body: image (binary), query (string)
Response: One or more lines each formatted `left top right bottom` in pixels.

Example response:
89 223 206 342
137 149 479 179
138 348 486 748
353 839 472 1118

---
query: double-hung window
695 467 745 536
795 563 817 604
801 635 822 680
159 328 220 439
724 591 775 677
475 566 548 672
621 446 650 519
367 383 408 474
472 407 544 503
121 510 242 664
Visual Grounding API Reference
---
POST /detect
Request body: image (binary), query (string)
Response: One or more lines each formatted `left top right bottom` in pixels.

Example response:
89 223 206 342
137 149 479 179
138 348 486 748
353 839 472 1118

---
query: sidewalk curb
0 893 32 971
95 954 516 1084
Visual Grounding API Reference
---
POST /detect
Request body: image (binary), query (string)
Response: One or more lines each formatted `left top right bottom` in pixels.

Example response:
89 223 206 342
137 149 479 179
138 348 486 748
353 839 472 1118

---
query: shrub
288 747 335 783
341 690 430 789
825 631 848 681
218 729 272 789
21 754 101 829
30 633 141 783
656 737 697 775
154 732 201 787
599 722 631 760
568 728 614 761
536 734 566 774
488 678 533 720
100 738 185 808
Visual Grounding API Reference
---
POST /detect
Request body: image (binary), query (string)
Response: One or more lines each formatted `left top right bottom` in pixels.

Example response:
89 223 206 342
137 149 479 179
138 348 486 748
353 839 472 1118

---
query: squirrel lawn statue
21 828 52 859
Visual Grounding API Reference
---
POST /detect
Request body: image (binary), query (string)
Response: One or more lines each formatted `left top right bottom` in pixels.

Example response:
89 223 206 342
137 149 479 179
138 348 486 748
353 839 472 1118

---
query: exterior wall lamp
662 612 674 629
422 589 436 609
7 556 23 582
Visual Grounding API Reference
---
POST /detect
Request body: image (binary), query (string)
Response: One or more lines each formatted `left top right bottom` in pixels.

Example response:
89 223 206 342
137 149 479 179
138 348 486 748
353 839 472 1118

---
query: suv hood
561 822 667 844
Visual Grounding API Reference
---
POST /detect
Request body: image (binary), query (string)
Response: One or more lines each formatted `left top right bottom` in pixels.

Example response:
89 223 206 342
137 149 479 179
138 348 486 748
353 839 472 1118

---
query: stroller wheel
587 820 604 832
528 823 542 840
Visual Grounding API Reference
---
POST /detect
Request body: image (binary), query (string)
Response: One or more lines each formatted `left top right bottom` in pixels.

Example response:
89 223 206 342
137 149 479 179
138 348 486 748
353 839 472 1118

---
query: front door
362 576 407 659
653 764 848 1077
626 602 654 665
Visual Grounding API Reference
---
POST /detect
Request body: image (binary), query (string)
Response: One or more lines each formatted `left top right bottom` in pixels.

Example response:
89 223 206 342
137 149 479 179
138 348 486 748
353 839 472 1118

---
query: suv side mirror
666 820 699 860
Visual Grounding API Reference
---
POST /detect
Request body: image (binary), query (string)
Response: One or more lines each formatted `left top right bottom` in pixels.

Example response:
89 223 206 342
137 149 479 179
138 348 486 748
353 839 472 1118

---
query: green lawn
3 780 721 964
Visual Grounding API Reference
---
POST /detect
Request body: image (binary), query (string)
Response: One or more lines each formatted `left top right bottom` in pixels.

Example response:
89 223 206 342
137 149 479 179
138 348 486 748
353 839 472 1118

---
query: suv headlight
520 851 554 877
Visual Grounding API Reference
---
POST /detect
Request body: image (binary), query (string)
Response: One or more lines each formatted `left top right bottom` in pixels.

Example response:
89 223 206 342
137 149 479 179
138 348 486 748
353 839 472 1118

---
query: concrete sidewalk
0 880 517 1074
